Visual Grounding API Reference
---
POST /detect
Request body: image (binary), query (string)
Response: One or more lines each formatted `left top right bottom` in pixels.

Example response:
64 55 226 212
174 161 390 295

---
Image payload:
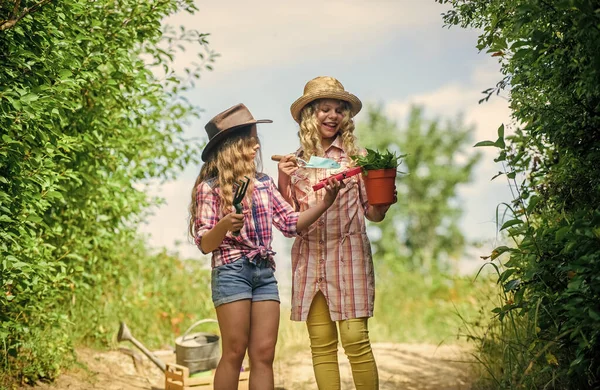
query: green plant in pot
351 149 405 205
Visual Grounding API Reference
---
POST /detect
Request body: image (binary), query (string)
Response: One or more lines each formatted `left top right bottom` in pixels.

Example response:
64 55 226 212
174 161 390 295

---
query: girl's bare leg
213 299 251 390
247 300 280 390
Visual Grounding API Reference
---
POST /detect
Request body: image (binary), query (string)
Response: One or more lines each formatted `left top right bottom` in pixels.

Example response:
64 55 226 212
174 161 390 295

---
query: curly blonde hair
188 127 260 239
298 99 359 159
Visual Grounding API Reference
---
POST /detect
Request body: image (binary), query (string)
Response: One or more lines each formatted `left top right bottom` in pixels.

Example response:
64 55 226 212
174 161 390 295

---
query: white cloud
164 1 451 76
137 1 518 276
385 65 511 142
383 67 515 248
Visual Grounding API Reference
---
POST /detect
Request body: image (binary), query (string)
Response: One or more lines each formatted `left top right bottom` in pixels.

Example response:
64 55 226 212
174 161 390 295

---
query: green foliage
70 241 215 350
460 280 544 390
439 0 600 387
371 261 497 344
351 148 404 171
356 105 480 273
0 0 215 385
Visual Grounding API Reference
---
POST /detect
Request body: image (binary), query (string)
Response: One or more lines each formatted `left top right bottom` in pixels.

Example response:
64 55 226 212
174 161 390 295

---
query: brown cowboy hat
201 103 272 161
290 76 362 123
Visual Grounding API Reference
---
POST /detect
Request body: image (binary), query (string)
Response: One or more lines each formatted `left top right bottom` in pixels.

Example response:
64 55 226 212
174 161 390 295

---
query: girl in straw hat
189 103 343 390
277 77 396 389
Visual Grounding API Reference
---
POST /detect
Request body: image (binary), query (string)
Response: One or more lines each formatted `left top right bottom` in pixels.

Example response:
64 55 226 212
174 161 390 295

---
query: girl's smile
316 99 344 146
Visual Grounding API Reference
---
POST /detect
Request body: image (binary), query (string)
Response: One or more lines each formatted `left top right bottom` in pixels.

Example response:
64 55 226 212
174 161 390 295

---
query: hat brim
201 119 272 161
290 91 362 123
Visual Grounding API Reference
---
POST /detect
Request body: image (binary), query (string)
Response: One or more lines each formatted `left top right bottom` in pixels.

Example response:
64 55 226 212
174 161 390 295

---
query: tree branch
12 0 22 18
0 0 52 31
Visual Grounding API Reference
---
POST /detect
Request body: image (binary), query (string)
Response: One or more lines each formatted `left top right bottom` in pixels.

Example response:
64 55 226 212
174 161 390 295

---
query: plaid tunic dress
282 137 375 322
194 173 299 269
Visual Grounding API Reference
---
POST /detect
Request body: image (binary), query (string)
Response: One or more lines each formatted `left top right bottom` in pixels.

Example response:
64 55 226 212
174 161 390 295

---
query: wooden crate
165 363 249 390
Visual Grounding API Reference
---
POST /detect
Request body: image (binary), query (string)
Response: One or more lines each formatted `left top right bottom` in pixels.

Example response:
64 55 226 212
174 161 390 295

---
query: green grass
87 248 543 389
276 308 311 359
73 249 498 367
457 278 561 390
275 261 498 365
69 244 218 351
464 306 539 390
370 262 497 345
23 246 498 389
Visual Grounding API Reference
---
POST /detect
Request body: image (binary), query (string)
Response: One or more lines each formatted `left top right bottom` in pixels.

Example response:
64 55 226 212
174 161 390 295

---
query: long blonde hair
188 127 261 239
298 99 359 159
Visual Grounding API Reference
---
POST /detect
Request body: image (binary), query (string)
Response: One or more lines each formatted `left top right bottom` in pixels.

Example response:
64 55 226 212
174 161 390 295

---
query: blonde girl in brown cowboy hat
277 77 396 390
188 103 343 390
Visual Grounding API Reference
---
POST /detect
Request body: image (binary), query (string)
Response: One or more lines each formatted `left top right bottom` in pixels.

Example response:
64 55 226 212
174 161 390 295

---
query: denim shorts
211 257 280 307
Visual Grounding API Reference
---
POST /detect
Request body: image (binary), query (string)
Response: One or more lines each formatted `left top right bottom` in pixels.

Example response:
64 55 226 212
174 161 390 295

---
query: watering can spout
117 321 130 342
117 321 166 372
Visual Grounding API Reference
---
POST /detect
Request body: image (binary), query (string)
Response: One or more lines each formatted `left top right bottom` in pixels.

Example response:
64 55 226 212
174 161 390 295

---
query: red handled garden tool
232 176 250 237
312 167 363 191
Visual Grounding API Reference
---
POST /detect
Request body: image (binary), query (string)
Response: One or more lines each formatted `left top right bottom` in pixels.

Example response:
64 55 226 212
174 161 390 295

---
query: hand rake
232 176 250 237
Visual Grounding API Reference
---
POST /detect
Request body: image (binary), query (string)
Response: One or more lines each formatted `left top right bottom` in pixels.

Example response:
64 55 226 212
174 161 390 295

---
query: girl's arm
276 155 298 206
271 177 342 236
199 212 245 253
194 181 245 253
296 178 343 231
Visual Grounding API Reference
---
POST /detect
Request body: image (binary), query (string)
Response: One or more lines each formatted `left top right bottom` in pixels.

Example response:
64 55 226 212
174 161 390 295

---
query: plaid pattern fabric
287 137 375 321
194 173 299 269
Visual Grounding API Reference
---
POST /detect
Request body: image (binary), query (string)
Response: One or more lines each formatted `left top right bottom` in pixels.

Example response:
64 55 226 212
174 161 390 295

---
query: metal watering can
117 319 220 374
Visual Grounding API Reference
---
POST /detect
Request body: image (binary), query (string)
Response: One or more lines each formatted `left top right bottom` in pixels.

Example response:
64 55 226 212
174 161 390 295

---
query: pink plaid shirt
194 173 299 269
282 137 375 321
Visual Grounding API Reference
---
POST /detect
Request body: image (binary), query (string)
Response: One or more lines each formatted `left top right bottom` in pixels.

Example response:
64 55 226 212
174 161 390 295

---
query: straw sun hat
201 103 272 161
290 76 362 123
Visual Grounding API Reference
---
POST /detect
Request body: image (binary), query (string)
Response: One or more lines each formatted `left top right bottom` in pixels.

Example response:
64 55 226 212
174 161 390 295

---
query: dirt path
29 343 475 390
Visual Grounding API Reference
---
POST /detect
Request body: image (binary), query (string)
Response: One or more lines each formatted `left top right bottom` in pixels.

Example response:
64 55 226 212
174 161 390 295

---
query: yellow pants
306 291 379 390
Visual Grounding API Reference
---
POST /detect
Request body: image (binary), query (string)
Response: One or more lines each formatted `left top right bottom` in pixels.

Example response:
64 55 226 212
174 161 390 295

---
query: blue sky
140 1 514 278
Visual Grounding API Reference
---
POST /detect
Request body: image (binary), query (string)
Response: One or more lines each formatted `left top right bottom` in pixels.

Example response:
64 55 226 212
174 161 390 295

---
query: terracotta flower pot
362 168 397 205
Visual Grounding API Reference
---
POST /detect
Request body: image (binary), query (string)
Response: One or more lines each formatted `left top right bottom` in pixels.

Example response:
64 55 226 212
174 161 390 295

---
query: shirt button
318 277 323 282
319 240 324 245
319 259 324 263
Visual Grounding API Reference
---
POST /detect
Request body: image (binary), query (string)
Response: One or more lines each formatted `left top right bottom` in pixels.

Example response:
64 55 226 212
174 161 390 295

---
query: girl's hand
295 178 345 232
322 177 344 207
221 211 246 233
278 155 299 177
368 189 397 221
371 204 391 215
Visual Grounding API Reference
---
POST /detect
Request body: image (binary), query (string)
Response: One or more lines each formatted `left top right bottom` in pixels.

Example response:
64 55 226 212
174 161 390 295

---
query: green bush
0 0 214 385
439 0 600 387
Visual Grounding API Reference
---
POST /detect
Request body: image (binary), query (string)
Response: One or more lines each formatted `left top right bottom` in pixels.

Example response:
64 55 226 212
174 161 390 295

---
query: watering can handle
181 319 218 342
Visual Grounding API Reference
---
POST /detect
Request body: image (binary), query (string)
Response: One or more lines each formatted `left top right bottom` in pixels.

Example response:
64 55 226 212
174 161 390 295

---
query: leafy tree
438 0 600 387
0 0 215 384
356 105 480 274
